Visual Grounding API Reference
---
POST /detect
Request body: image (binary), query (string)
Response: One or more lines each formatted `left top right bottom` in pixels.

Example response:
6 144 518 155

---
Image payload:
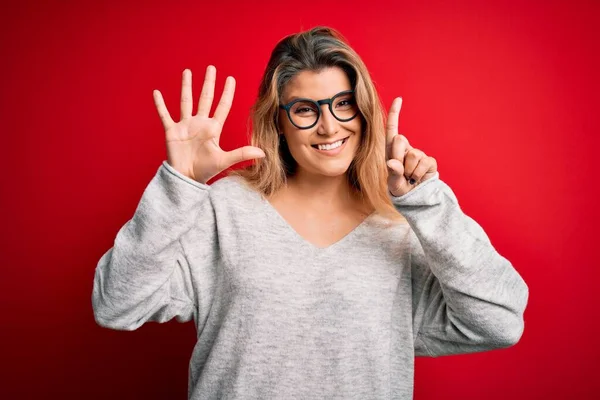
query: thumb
223 145 266 168
387 159 411 196
387 158 405 176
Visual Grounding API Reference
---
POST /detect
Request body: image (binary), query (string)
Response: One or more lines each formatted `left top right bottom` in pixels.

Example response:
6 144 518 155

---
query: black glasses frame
278 89 359 130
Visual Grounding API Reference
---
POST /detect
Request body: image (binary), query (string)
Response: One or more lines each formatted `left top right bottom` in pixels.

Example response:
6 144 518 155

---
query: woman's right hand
153 66 265 184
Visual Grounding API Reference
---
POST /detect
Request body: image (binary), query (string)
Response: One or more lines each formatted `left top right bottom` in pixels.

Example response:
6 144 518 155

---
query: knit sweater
92 160 529 399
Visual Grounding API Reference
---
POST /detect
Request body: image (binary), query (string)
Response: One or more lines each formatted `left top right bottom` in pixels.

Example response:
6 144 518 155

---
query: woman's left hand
386 97 438 197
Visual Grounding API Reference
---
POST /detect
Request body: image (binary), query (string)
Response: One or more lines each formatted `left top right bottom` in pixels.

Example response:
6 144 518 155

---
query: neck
286 168 358 213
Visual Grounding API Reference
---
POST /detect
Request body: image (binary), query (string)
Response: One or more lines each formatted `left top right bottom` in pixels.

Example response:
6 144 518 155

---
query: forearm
392 172 529 355
92 161 211 330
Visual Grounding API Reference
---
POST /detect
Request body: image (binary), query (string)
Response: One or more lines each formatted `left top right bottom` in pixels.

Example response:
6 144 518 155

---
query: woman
92 26 529 399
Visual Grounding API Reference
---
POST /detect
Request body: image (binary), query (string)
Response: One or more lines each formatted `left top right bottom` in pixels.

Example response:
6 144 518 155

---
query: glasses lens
289 100 319 128
332 92 358 121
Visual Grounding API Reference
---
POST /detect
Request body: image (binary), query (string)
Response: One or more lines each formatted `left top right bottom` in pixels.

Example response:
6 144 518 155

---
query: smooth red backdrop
1 0 598 398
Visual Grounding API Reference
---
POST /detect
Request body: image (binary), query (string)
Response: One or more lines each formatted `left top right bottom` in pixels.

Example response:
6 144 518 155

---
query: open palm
153 66 265 184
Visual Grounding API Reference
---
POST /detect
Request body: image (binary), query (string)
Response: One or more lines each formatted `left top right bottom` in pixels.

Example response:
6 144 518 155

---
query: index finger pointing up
386 97 402 158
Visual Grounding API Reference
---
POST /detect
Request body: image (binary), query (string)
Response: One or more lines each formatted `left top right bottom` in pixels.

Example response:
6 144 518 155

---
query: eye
291 101 318 115
335 97 356 109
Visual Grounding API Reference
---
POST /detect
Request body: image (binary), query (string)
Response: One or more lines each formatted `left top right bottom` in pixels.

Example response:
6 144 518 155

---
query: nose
316 104 339 136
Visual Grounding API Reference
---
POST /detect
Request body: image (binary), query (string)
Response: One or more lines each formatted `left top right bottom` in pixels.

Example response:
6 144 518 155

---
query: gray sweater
92 160 529 399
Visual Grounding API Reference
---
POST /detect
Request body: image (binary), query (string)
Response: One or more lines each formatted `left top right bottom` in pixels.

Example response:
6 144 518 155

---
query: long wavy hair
231 26 404 222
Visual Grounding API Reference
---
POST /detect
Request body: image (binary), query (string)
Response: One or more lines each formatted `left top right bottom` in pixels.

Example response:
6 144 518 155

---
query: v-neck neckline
229 175 376 252
259 195 376 253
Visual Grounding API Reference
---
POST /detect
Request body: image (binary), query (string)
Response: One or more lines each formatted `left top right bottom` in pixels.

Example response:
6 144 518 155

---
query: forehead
281 67 351 102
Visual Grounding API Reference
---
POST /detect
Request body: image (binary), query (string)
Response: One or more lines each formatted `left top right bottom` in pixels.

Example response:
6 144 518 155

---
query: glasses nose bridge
316 98 335 118
315 98 338 134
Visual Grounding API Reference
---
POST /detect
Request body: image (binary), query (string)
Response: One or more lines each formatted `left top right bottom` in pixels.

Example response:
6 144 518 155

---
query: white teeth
317 139 344 151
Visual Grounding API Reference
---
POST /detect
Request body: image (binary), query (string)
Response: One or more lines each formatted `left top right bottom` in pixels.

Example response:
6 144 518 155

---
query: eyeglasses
279 90 359 130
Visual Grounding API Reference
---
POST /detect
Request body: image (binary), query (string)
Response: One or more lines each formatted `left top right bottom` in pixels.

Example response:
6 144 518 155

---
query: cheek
349 118 362 136
286 136 312 158
349 122 363 146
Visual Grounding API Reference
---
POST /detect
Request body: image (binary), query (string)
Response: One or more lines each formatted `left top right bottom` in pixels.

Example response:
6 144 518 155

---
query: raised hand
385 97 438 197
153 66 265 184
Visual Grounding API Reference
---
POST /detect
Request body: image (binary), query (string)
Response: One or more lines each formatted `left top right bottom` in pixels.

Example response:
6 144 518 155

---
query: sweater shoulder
209 174 263 207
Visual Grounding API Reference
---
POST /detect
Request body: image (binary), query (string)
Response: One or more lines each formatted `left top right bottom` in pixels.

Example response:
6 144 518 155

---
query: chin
311 160 353 177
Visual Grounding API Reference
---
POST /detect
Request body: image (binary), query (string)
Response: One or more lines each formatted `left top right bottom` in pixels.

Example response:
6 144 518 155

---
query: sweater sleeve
390 172 529 357
92 160 216 331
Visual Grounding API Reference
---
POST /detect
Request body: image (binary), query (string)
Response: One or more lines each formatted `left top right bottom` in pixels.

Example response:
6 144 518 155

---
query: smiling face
278 67 362 179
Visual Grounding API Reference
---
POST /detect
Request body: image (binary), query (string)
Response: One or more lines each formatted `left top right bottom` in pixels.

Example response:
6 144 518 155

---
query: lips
310 137 349 148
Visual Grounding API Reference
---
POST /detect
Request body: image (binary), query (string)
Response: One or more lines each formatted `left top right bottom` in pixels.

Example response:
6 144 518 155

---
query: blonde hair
231 26 405 222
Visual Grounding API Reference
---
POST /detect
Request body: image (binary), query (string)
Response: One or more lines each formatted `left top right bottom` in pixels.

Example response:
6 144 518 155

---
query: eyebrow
283 90 353 104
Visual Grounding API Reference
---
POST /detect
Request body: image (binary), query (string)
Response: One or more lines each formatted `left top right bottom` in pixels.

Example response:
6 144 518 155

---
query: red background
1 0 598 398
